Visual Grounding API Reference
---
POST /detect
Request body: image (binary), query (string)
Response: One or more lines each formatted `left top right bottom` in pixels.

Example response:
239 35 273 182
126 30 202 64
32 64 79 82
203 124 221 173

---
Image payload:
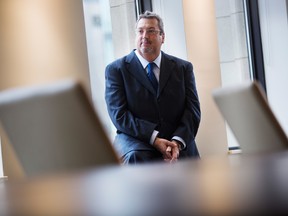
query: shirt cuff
171 136 186 150
150 130 159 145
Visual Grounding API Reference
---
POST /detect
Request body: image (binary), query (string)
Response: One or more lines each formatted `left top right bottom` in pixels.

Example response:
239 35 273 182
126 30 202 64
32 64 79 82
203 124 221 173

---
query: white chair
0 80 119 179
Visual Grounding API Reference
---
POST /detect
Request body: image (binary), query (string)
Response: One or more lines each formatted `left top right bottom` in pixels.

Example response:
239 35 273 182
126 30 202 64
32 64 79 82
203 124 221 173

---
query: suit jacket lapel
158 52 175 97
126 51 156 94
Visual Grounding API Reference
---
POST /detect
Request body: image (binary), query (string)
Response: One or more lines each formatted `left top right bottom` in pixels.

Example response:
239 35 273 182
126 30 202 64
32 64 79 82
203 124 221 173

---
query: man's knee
122 151 144 164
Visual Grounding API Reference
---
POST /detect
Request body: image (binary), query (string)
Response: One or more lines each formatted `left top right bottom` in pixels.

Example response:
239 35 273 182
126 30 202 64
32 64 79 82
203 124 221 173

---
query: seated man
105 11 201 164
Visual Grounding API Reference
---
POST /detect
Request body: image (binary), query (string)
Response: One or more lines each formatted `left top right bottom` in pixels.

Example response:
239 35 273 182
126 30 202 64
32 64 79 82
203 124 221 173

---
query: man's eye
136 29 144 34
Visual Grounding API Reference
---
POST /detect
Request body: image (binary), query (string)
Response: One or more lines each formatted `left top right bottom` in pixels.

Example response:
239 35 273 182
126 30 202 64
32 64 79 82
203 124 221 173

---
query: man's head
135 11 165 61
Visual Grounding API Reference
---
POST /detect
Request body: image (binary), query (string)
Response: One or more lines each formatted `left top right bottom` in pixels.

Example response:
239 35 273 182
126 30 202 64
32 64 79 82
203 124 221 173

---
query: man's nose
141 30 149 37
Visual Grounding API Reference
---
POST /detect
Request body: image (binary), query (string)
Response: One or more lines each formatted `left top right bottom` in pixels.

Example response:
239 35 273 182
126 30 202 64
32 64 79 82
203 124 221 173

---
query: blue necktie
147 62 158 91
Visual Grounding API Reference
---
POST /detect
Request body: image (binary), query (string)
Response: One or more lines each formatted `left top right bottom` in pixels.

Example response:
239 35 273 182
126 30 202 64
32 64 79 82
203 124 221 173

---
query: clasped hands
153 137 180 163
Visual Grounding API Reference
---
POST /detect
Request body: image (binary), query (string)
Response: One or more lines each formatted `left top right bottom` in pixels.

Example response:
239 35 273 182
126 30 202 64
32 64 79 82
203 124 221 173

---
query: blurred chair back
212 81 288 155
0 80 119 179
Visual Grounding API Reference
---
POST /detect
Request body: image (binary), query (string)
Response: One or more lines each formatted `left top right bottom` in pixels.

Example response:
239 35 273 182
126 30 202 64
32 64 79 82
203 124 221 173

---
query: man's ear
161 33 165 44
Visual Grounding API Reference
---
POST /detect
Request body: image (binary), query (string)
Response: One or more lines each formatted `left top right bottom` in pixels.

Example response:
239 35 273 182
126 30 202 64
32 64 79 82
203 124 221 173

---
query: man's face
135 18 165 57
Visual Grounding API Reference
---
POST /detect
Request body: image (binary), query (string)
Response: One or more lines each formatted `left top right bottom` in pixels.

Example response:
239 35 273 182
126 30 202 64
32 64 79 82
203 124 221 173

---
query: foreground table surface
1 152 288 216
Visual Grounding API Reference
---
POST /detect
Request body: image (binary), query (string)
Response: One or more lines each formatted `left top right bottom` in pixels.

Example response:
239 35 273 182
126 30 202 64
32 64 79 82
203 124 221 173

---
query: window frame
135 0 152 18
244 0 267 92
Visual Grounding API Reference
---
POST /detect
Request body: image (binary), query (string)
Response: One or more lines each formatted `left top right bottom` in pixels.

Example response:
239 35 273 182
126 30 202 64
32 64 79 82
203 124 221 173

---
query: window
82 0 115 140
258 0 288 134
214 0 252 149
0 137 4 177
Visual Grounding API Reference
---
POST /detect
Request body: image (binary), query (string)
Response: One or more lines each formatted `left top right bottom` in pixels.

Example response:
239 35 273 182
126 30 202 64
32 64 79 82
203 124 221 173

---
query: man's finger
166 146 172 152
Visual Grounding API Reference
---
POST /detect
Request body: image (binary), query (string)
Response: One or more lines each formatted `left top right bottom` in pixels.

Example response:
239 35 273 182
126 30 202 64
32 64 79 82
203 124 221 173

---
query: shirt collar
134 50 161 68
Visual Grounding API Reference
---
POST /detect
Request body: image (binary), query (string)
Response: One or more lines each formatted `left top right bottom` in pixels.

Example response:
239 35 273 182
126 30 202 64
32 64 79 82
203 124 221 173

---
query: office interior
0 0 287 181
1 1 288 215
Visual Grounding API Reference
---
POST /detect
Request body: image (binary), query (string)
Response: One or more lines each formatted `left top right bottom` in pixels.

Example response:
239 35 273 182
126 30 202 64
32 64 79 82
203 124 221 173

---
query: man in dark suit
105 11 201 164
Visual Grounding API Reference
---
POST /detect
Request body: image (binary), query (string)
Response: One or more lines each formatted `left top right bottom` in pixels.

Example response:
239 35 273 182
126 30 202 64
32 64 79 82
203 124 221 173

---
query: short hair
136 11 165 34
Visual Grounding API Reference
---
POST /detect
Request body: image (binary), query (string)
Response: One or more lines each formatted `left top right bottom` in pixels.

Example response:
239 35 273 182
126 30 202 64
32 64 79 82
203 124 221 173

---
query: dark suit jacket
105 50 201 159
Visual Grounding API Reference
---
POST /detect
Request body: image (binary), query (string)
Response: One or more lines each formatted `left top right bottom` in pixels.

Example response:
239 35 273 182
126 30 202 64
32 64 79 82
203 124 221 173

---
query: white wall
182 0 228 157
0 0 90 91
0 0 90 179
0 138 3 177
258 0 288 135
214 0 251 148
109 0 136 59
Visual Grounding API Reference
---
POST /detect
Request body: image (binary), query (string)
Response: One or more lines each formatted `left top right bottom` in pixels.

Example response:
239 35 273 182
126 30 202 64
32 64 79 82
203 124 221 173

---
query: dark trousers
121 150 164 164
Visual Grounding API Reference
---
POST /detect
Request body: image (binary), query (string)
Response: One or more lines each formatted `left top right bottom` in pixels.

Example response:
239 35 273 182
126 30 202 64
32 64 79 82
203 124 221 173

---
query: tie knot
147 62 154 71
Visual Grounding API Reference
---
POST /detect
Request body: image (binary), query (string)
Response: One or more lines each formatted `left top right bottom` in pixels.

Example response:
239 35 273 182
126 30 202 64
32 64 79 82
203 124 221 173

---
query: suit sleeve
105 62 157 143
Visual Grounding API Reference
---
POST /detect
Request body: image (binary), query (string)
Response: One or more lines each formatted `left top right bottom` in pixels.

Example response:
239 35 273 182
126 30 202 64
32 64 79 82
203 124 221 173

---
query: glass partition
214 0 252 150
82 0 115 140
